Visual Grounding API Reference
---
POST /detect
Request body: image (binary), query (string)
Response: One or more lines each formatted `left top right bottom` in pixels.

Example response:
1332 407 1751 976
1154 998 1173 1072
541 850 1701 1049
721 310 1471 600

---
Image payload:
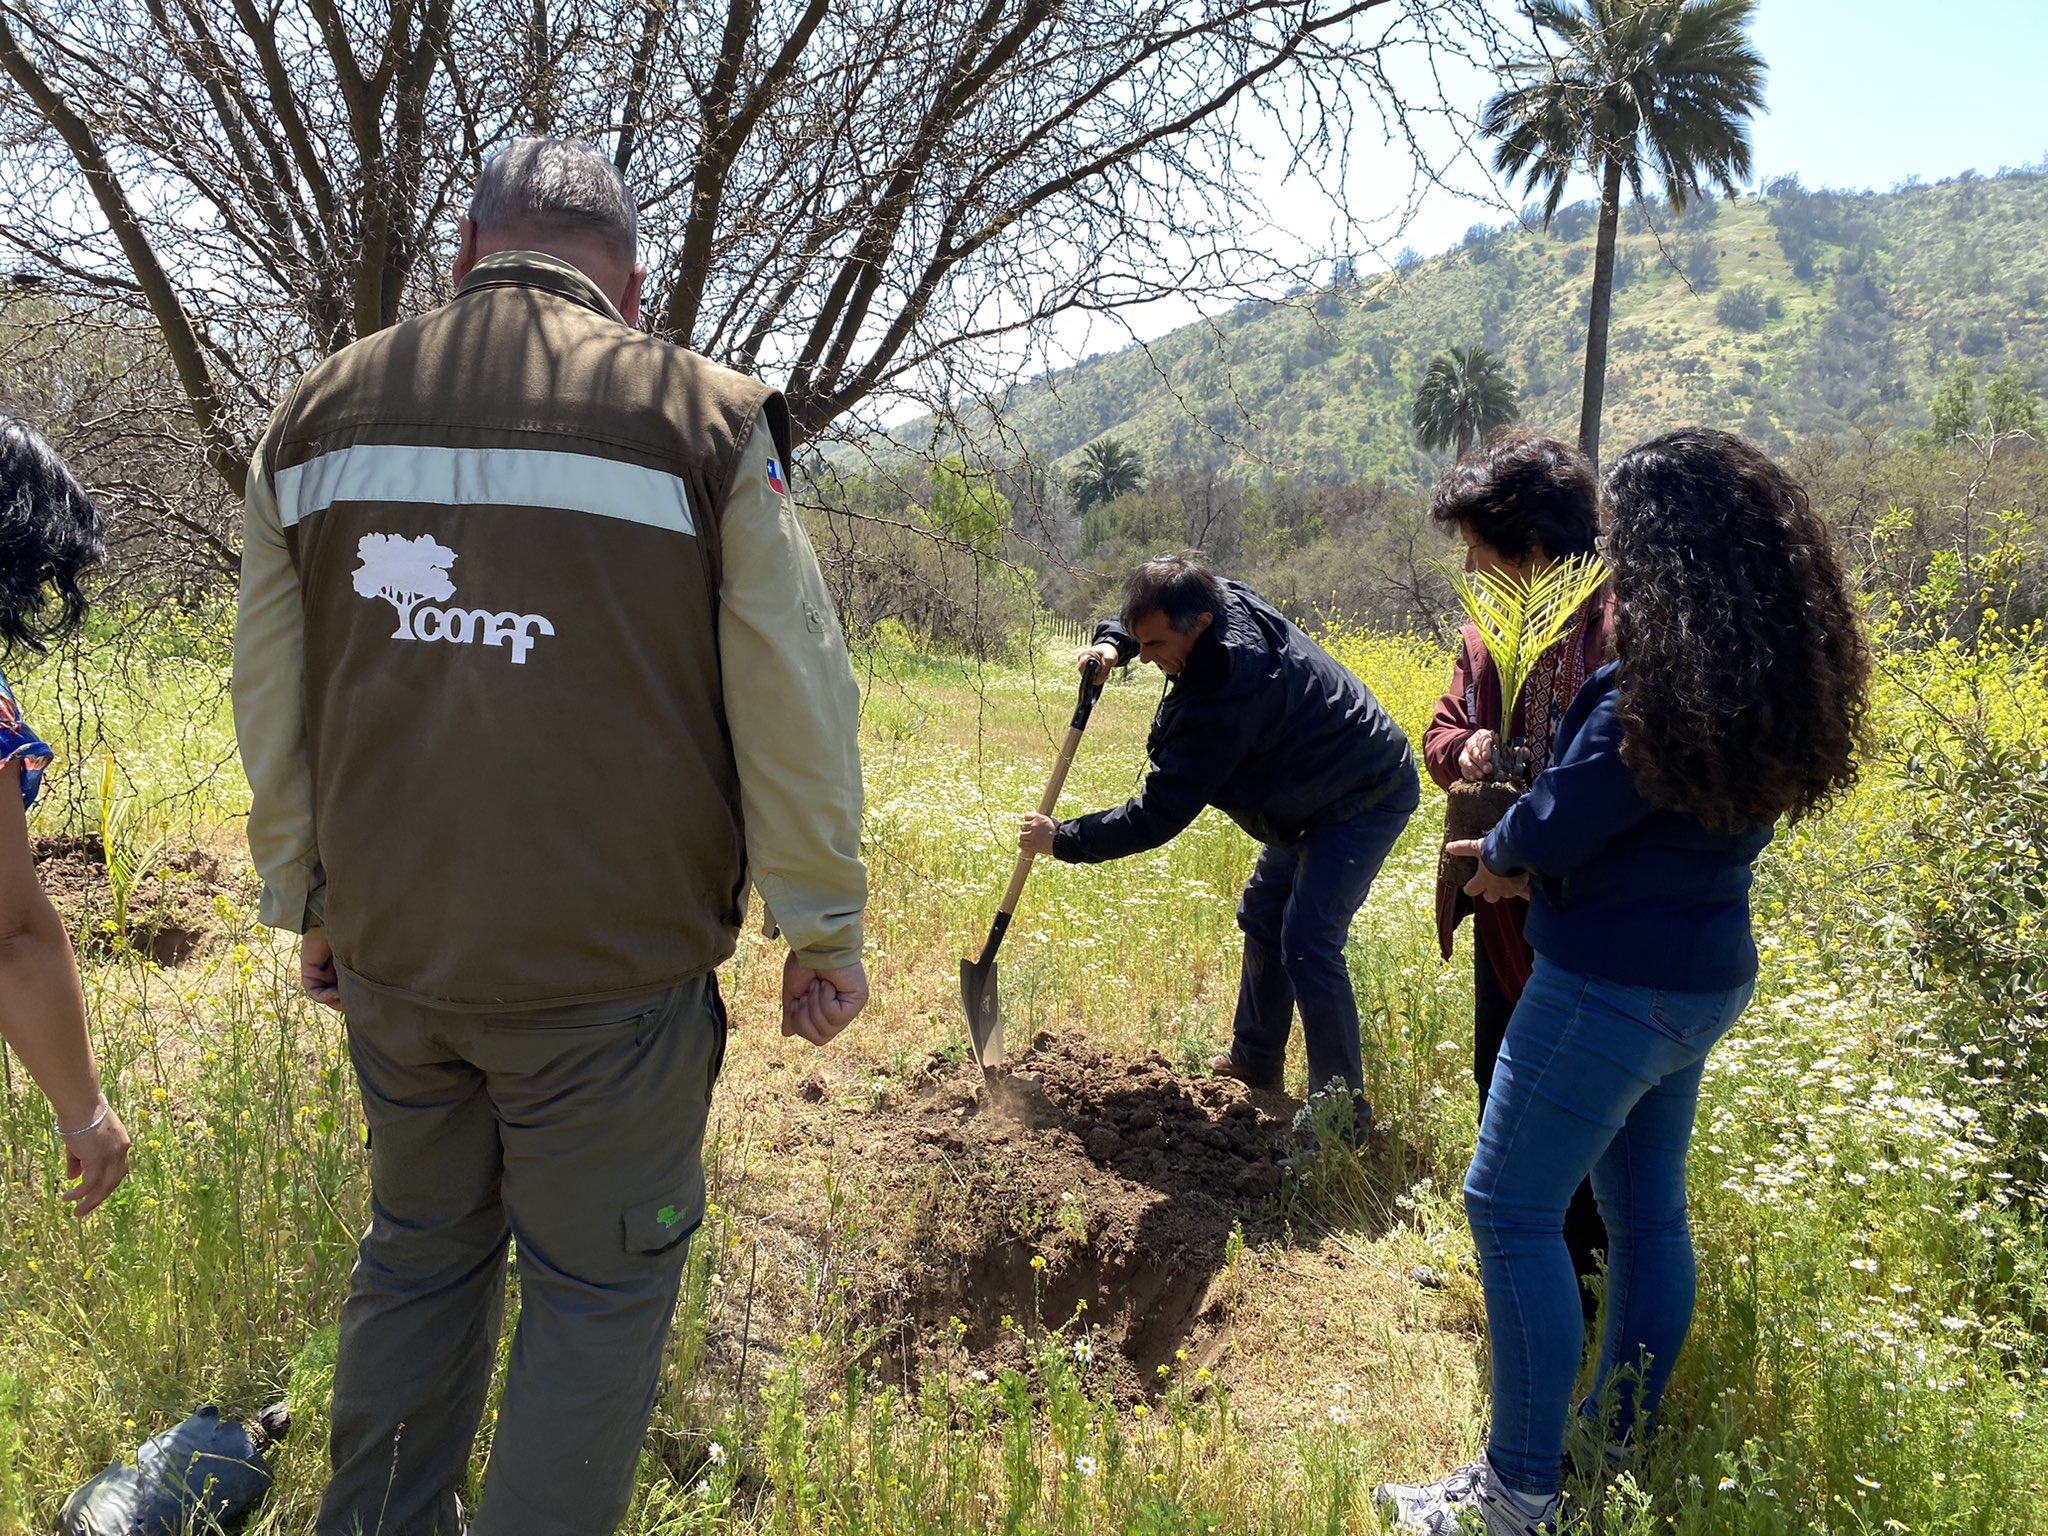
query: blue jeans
1463 955 1755 1497
1230 768 1418 1098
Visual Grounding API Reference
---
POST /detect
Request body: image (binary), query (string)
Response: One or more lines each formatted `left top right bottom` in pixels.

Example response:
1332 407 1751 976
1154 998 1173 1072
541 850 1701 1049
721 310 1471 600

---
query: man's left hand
301 932 342 1009
782 954 868 1046
1445 838 1530 902
1018 812 1057 856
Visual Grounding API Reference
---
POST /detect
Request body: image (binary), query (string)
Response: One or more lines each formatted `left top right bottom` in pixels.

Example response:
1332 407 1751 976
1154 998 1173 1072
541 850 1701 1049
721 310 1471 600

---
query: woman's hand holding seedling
1458 730 1497 782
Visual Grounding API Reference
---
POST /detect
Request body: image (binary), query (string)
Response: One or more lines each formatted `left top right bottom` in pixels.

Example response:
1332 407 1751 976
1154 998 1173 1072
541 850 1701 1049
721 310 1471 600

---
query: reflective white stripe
275 443 695 536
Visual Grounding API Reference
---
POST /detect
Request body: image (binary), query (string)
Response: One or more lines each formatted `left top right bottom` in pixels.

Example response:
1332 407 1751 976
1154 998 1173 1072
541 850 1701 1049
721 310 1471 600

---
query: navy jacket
1481 663 1774 991
1053 581 1414 863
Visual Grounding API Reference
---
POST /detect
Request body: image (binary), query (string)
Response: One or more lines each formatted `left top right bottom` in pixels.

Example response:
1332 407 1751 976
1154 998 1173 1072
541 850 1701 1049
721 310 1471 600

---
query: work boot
1209 1050 1283 1092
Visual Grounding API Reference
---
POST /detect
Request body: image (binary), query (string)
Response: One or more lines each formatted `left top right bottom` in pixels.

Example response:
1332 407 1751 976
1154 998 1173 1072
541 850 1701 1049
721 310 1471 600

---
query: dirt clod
1234 1163 1283 1199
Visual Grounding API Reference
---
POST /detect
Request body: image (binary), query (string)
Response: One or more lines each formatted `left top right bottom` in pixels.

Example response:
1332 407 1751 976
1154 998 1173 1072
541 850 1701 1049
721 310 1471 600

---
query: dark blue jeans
1229 768 1418 1098
1463 955 1755 1497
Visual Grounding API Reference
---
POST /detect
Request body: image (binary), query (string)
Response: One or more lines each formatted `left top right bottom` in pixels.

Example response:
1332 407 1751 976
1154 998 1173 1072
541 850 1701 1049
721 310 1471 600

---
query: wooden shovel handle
996 672 1104 918
997 722 1087 916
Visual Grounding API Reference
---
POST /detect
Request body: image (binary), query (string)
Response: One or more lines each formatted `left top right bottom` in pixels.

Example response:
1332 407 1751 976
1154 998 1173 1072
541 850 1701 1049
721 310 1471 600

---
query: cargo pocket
623 1163 706 1257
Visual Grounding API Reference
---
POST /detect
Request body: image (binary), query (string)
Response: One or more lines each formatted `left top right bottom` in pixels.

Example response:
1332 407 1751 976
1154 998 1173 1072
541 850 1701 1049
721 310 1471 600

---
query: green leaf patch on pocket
623 1165 706 1256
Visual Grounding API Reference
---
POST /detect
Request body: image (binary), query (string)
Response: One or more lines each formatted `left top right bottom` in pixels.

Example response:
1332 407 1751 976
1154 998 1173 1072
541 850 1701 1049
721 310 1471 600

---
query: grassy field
0 606 2043 1534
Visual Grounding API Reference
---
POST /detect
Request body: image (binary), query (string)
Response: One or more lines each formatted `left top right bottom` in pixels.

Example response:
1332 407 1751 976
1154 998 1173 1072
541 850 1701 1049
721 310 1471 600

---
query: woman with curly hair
1378 430 1869 1536
0 417 130 1215
1422 431 1610 1323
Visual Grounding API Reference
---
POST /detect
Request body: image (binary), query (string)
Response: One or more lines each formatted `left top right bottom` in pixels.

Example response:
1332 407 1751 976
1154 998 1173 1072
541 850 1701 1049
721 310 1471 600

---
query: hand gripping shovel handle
973 669 1104 965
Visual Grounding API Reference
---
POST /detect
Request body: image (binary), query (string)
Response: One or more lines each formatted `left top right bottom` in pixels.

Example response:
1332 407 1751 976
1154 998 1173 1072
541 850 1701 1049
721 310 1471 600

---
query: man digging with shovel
1018 554 1417 1136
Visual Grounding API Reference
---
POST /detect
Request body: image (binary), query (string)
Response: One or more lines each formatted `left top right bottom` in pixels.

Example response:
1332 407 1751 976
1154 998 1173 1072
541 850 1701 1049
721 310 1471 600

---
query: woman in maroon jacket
1422 431 1608 1318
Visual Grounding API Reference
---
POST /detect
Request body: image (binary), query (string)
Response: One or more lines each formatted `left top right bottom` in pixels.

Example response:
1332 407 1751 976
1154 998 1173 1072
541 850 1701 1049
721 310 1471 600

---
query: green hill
940 168 2048 483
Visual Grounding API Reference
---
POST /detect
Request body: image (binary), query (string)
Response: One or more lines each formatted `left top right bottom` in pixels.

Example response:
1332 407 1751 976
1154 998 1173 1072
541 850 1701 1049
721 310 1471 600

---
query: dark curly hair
1428 430 1599 562
0 417 104 654
1604 429 1869 829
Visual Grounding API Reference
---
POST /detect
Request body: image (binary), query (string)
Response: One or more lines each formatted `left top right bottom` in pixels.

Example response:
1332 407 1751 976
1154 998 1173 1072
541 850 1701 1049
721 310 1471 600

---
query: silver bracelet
56 1093 110 1138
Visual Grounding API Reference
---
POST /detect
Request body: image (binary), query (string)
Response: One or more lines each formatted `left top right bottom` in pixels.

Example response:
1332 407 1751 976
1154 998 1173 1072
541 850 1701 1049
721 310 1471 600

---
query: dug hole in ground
718 1019 1486 1450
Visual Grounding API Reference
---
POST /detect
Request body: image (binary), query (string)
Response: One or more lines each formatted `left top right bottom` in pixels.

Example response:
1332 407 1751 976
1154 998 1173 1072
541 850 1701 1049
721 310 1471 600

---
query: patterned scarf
1518 601 1596 776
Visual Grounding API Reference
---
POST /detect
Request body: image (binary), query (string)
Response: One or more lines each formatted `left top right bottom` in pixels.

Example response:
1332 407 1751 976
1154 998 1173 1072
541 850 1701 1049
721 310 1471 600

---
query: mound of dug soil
32 834 245 965
821 1032 1301 1396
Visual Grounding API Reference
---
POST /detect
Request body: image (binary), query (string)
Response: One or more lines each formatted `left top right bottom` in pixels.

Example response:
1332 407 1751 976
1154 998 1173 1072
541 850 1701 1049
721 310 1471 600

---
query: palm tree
1070 438 1146 515
1412 346 1521 458
1483 0 1764 465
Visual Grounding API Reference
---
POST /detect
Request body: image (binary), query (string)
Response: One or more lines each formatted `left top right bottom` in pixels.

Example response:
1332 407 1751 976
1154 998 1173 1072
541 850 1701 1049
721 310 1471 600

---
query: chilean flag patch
765 457 788 497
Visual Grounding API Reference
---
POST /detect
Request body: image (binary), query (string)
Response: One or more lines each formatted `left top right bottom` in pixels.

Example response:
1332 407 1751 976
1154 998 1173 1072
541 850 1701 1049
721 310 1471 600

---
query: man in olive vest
234 138 869 1536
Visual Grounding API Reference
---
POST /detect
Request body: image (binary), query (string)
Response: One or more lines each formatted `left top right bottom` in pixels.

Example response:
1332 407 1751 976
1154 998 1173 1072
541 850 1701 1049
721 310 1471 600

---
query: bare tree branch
0 3 243 492
0 0 1504 567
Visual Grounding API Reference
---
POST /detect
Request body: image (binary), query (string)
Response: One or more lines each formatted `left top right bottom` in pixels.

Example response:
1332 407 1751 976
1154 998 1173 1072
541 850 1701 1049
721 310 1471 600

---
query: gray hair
467 137 637 266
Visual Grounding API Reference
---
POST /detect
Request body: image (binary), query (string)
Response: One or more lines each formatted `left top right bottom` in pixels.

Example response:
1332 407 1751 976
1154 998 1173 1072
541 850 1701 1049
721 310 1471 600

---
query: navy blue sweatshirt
1053 581 1414 862
1481 663 1774 992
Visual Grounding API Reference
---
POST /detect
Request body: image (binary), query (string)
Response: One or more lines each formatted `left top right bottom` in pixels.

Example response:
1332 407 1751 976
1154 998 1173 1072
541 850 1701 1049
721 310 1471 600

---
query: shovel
960 666 1105 1072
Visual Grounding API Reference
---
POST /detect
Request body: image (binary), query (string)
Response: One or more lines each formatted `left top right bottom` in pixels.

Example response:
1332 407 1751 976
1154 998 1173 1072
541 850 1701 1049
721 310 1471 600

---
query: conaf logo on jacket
351 533 555 665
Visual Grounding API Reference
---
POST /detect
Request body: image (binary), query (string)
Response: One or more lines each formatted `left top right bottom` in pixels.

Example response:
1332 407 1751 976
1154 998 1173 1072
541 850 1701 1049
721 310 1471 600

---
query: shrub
1679 196 1721 230
1682 236 1718 288
1717 284 1769 331
1892 615 2048 1202
810 508 1040 658
1962 326 2004 358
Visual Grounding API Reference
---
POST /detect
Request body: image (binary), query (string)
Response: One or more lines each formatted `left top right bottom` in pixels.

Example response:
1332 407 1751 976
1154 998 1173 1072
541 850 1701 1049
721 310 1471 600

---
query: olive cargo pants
317 970 727 1536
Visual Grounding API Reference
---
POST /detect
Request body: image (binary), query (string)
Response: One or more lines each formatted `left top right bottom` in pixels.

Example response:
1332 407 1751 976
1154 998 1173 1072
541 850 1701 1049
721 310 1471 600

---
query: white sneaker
1373 1459 1559 1535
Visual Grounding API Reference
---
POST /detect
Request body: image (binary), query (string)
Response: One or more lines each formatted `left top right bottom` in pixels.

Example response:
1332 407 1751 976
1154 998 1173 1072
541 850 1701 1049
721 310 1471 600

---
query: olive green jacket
234 252 865 1006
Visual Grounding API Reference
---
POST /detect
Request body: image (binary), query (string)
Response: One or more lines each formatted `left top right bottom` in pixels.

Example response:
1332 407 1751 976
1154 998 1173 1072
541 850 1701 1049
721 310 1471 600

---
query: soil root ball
1440 779 1521 889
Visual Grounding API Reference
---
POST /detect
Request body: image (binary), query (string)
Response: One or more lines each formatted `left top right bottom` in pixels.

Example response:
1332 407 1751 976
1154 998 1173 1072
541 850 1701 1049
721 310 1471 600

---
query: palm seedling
97 750 170 953
1440 553 1609 885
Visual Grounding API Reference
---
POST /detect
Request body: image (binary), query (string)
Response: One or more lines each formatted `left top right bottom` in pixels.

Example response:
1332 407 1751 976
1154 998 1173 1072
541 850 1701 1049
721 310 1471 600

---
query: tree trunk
1578 154 1625 470
0 12 245 494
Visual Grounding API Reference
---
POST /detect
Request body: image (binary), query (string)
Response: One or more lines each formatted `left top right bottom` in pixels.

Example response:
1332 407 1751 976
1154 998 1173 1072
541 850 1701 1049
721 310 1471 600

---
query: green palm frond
1483 0 1764 227
1451 554 1610 766
1411 345 1520 456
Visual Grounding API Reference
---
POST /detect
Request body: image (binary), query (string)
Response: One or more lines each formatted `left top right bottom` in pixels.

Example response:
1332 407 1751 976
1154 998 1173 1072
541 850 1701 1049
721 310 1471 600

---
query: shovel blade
959 956 1004 1072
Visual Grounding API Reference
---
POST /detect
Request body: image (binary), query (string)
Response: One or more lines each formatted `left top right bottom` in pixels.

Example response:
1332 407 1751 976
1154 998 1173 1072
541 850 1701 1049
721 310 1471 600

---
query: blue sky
1352 0 2048 261
1321 0 2048 275
1744 0 2046 194
1030 0 2048 369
